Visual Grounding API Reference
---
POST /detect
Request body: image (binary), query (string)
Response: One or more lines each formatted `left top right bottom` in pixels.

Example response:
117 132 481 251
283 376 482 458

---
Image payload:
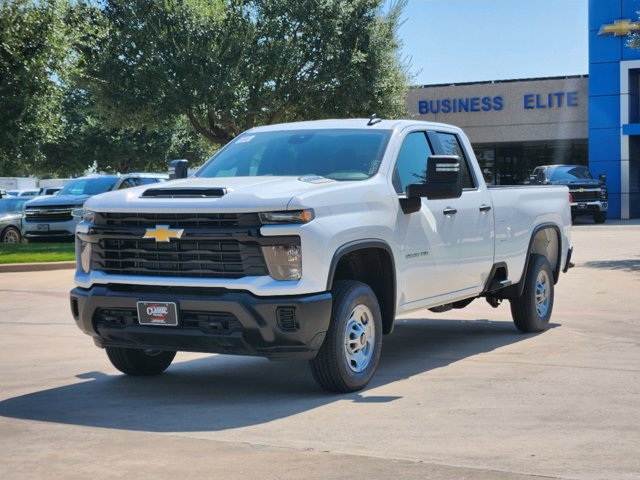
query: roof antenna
367 113 382 126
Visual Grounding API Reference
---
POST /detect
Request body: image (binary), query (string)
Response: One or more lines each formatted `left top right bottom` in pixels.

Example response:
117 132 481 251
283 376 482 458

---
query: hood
548 179 601 188
25 194 90 207
84 176 343 213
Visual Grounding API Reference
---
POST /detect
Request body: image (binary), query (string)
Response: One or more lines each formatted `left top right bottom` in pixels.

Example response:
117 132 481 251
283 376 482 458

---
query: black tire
309 280 382 393
1 226 21 244
105 347 176 376
594 212 607 224
509 254 554 333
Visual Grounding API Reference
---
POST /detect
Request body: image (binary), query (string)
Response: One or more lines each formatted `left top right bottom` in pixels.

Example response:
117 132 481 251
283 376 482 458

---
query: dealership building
407 0 640 219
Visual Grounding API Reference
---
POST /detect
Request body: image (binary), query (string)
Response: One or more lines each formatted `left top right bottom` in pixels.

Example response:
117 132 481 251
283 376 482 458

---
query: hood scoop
141 187 227 198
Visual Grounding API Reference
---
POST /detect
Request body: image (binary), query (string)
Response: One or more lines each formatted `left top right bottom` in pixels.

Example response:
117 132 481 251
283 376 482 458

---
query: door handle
479 204 492 213
443 208 457 216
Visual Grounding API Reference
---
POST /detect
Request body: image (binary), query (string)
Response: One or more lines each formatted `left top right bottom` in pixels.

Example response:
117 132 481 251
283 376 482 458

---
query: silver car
0 197 28 243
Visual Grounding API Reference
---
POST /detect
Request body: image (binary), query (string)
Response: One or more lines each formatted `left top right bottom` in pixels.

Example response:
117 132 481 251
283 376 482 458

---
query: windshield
196 129 392 181
549 166 593 181
58 177 118 196
0 198 27 214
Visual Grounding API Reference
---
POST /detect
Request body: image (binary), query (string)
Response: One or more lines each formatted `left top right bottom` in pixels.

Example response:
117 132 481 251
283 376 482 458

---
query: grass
0 242 75 264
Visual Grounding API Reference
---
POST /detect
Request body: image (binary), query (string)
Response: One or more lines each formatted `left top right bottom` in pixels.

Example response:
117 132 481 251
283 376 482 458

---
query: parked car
7 189 40 197
530 164 607 223
22 173 167 240
38 187 62 196
0 197 29 243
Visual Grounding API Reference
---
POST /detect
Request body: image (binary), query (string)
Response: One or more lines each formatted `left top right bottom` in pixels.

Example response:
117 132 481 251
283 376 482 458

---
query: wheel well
331 247 395 335
530 226 561 282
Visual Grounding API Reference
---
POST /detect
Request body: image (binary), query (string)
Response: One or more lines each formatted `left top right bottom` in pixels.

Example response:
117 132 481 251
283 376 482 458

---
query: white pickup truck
69 119 573 392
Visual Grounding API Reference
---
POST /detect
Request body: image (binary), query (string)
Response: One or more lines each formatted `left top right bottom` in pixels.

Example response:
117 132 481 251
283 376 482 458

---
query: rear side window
393 131 433 193
435 132 476 189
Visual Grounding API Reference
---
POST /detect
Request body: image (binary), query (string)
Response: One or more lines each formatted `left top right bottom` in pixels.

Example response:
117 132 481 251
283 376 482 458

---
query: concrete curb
0 261 76 273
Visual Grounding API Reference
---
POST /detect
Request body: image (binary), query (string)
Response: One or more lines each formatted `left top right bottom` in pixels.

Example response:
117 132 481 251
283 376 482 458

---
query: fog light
262 244 302 280
80 241 92 273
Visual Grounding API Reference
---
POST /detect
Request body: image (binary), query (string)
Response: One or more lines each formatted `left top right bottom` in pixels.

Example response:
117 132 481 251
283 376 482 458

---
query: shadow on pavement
581 257 640 273
0 318 552 433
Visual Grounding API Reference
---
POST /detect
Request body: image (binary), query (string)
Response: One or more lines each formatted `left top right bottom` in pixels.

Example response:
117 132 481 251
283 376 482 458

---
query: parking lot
0 222 639 480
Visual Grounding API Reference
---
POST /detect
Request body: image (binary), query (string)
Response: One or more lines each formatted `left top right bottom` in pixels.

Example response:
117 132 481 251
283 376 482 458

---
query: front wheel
594 212 607 224
310 280 382 393
509 254 554 333
2 226 20 244
105 347 176 376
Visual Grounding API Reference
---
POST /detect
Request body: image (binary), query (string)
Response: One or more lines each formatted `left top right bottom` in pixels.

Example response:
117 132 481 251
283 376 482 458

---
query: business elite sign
418 91 580 115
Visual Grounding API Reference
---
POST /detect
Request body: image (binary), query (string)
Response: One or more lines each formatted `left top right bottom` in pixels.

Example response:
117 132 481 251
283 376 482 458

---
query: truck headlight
600 188 608 200
72 208 96 223
259 209 314 225
262 244 302 280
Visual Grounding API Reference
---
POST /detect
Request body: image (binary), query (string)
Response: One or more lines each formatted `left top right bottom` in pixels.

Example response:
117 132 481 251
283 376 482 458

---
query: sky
394 0 589 85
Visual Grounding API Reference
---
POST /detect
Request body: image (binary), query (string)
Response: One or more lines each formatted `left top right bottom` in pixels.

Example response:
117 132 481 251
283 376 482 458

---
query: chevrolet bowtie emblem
143 225 184 242
599 19 640 36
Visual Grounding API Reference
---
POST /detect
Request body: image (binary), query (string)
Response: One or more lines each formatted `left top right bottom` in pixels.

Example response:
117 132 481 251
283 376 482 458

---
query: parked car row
0 173 168 243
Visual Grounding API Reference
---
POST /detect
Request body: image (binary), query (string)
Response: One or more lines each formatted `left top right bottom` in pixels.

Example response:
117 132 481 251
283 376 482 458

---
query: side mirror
406 155 462 201
169 159 189 180
599 173 606 184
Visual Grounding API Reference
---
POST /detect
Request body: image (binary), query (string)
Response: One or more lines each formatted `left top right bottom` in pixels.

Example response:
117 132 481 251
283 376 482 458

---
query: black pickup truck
530 165 608 224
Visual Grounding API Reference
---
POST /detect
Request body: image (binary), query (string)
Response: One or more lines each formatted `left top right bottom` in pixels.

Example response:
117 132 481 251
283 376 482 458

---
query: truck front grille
24 206 75 223
91 238 268 278
570 189 599 202
96 212 261 229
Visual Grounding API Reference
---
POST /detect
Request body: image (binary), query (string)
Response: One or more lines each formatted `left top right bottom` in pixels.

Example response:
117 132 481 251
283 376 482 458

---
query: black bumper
70 285 332 360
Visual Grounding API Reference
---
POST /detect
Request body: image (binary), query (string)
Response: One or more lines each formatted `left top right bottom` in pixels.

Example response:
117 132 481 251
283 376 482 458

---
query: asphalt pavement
0 222 639 480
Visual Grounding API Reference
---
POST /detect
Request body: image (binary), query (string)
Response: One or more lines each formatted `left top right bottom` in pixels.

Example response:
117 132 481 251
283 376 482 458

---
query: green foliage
79 0 411 145
0 0 67 175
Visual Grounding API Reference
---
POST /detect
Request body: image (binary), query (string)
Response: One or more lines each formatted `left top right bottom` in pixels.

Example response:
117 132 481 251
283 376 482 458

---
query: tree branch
186 111 232 145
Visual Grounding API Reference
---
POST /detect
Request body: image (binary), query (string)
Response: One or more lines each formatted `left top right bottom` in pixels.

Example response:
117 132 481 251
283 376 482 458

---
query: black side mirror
169 159 189 180
599 173 606 184
407 155 462 200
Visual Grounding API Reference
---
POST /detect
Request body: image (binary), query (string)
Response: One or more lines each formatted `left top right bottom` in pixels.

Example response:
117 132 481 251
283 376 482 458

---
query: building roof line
413 74 588 89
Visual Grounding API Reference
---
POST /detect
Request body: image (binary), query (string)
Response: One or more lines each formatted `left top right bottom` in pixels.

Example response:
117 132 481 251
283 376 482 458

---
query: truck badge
143 225 184 242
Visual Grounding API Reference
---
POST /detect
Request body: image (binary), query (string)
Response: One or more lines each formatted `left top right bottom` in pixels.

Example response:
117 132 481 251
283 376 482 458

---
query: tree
78 0 410 146
0 0 67 176
40 88 216 176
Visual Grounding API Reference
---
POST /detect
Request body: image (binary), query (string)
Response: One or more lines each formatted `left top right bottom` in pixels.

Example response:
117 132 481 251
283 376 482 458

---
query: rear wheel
509 254 554 333
105 347 176 376
1 226 20 244
310 280 382 393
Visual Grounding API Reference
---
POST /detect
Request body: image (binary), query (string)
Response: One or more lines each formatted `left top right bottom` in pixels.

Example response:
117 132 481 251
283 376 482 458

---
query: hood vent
141 187 226 198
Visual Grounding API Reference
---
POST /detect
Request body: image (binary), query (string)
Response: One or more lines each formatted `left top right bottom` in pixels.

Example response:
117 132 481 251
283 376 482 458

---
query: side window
435 132 476 189
118 178 138 190
139 177 160 185
393 131 433 194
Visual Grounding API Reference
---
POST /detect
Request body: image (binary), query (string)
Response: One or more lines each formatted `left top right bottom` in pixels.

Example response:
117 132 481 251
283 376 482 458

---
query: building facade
406 0 640 219
407 76 588 187
589 0 640 218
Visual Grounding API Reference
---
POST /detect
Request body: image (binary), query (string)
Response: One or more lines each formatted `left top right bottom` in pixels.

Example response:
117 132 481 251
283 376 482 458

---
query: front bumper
570 200 607 215
70 284 332 360
23 218 78 238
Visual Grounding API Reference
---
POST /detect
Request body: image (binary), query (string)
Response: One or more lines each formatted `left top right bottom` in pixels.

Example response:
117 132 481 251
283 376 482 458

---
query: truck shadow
581 257 640 273
0 318 554 433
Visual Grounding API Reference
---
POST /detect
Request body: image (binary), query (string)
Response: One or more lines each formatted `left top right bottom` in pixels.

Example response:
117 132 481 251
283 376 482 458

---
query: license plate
578 203 587 209
137 301 178 326
37 224 49 231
